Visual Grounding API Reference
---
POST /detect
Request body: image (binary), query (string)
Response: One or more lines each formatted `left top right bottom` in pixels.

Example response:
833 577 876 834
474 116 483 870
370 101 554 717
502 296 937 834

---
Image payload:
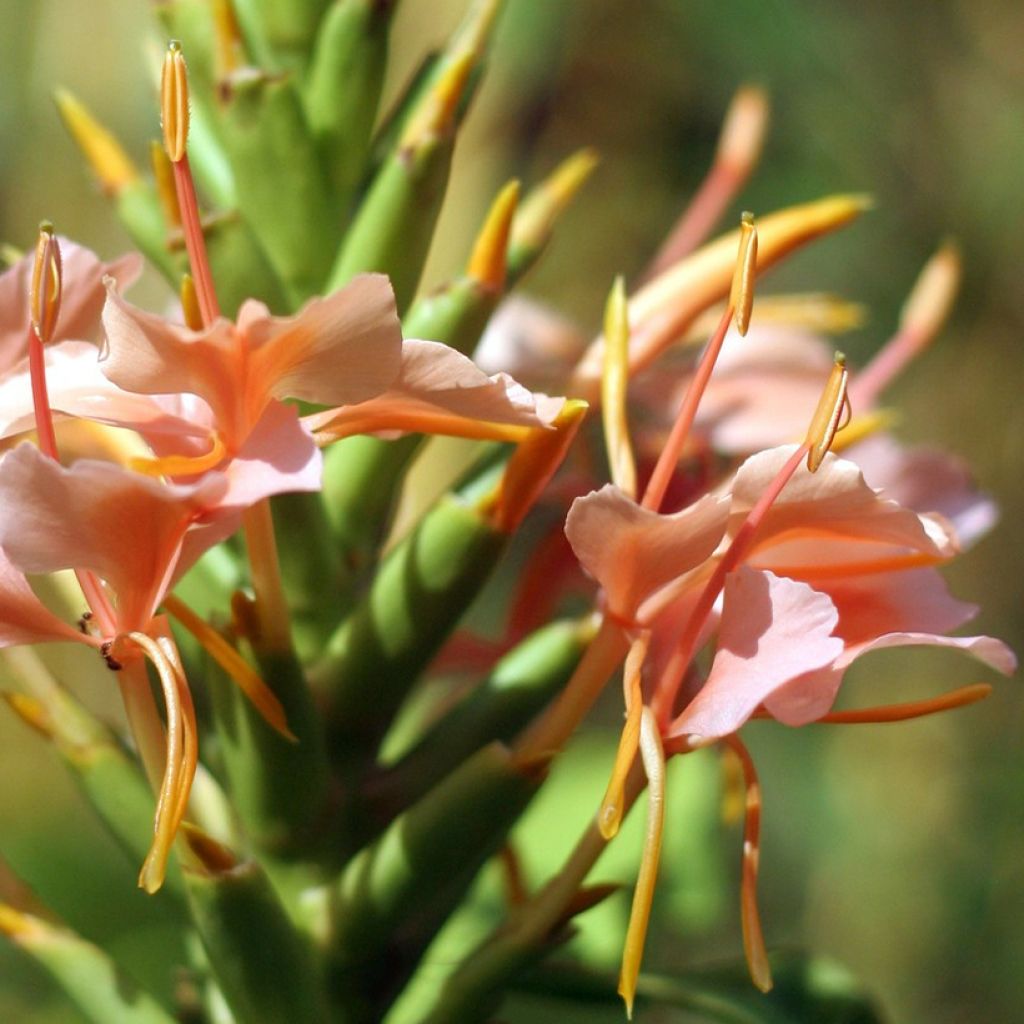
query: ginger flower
0 444 287 893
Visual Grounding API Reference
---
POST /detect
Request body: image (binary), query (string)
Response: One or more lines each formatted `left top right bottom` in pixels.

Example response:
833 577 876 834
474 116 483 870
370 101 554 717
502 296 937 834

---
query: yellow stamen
30 223 62 346
722 734 772 993
511 148 600 255
601 276 637 499
149 140 182 228
481 400 588 534
729 211 758 336
466 180 520 292
400 50 474 150
900 240 960 342
816 683 991 724
717 85 769 177
161 41 190 163
53 89 139 196
598 634 649 839
804 352 850 472
129 432 228 479
162 593 295 741
618 706 666 1019
179 274 203 331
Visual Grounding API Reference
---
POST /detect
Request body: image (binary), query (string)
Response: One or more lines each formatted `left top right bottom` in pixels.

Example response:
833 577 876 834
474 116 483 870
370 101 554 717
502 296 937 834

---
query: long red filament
172 156 220 327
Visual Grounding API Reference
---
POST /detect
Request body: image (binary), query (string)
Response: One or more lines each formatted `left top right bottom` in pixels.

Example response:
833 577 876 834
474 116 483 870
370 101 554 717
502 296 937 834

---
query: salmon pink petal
732 446 958 571
565 485 729 625
0 445 227 633
304 338 565 440
101 286 244 433
817 567 978 645
0 549 84 647
217 401 322 509
0 239 140 370
247 273 403 408
852 434 998 550
669 568 843 742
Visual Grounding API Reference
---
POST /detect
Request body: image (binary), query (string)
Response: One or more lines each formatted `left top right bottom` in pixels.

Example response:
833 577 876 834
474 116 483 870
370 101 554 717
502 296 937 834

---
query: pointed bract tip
400 50 474 149
161 40 190 162
730 212 758 335
467 179 520 290
899 240 961 342
2 692 54 739
717 85 770 175
512 148 599 251
30 224 62 345
53 88 139 195
805 353 850 471
449 0 503 61
212 0 245 79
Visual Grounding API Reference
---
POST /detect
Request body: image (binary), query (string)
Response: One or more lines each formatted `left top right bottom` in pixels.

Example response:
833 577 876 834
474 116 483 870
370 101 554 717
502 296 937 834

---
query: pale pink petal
217 401 322 509
564 485 729 625
669 568 843 742
100 287 245 439
0 549 84 647
731 446 959 572
0 240 141 370
764 629 1016 727
851 434 997 549
247 273 403 408
305 339 564 439
0 445 227 633
475 296 588 391
0 341 209 442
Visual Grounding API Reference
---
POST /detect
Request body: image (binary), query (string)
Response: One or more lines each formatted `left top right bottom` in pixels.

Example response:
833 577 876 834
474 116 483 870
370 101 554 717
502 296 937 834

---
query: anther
30 223 62 345
729 211 758 335
161 41 190 163
805 352 850 472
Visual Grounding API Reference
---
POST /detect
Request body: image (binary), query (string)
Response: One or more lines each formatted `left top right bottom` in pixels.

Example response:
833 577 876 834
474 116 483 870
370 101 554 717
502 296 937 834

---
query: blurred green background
0 1 1021 1021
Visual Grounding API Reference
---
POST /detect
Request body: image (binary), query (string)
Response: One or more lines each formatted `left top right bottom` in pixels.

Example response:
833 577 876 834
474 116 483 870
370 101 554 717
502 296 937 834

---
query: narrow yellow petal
601 276 637 498
162 593 296 741
129 432 227 479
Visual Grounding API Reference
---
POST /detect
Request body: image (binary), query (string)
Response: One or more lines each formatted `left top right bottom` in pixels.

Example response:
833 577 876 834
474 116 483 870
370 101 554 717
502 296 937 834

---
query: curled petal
565 485 729 625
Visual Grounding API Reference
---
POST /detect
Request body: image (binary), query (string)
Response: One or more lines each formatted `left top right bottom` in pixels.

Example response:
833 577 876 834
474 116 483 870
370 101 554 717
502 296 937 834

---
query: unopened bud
467 179 520 292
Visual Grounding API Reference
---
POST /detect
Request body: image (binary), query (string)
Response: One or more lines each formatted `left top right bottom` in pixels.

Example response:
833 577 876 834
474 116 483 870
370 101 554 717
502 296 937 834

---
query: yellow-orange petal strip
618 705 666 1019
467 179 520 293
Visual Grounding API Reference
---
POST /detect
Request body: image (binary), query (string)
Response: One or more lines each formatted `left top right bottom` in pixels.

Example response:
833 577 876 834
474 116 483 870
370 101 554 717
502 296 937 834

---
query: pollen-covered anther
805 352 850 472
30 222 62 345
729 211 758 335
161 41 190 163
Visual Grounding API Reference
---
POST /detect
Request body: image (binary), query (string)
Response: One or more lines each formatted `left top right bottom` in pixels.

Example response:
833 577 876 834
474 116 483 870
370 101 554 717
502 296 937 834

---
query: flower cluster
0 4 1014 1023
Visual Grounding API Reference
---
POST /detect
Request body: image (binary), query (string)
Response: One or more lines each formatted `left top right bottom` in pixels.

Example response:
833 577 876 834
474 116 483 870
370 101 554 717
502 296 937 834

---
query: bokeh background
0 1 1021 1021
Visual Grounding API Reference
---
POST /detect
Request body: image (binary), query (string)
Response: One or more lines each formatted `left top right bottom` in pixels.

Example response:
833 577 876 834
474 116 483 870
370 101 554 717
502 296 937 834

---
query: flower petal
0 549 84 647
0 445 227 633
669 568 843 742
247 273 403 408
565 485 729 625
